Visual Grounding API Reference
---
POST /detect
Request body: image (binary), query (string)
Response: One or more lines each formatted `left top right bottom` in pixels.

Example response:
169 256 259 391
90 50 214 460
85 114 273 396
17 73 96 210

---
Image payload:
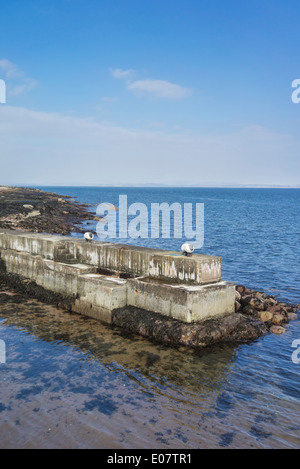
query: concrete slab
0 249 97 296
127 277 235 322
0 230 65 260
0 231 234 326
74 273 127 323
0 231 221 285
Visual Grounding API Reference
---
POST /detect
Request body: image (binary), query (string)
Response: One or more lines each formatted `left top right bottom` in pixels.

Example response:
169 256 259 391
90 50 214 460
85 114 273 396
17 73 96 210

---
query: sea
0 186 299 449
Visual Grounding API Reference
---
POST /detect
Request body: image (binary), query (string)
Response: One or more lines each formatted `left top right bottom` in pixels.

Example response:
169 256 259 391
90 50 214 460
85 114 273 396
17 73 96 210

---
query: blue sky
0 0 299 186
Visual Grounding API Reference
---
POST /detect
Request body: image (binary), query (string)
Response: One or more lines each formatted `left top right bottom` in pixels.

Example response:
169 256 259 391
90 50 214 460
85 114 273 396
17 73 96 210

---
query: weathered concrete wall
65 239 222 284
0 247 127 323
0 230 235 325
0 249 96 296
127 277 235 323
0 232 62 260
75 274 127 323
0 231 221 285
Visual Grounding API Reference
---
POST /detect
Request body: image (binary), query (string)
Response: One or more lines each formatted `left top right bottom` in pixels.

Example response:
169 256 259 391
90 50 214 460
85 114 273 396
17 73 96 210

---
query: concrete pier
0 230 235 325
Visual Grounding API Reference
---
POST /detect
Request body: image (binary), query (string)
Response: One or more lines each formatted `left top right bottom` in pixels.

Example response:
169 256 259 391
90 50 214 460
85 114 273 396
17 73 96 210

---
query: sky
0 0 300 186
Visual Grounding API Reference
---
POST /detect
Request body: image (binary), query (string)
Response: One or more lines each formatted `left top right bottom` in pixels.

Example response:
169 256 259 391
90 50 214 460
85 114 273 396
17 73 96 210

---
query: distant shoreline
3 184 300 189
0 186 96 235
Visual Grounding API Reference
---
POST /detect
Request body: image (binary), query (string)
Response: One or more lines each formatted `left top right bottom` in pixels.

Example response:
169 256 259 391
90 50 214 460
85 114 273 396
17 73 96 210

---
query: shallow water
0 295 299 449
0 187 300 448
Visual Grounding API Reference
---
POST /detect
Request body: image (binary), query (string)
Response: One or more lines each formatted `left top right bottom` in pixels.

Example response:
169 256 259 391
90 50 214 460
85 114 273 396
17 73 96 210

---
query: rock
252 298 265 311
235 301 241 312
278 302 287 307
236 285 249 295
255 291 267 301
241 295 265 311
286 306 298 313
267 304 282 314
288 313 298 321
23 204 34 210
265 297 277 308
240 294 251 303
112 307 267 348
267 305 288 321
235 290 241 301
279 308 288 320
26 210 41 218
258 311 273 322
272 314 284 326
270 325 286 335
242 305 256 316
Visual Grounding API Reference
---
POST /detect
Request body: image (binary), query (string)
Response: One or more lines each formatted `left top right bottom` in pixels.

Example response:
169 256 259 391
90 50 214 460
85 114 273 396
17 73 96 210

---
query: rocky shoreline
234 285 299 336
0 186 98 235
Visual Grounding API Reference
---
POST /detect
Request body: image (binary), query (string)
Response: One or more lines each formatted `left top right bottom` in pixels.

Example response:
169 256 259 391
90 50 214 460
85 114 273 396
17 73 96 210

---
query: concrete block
74 273 127 323
0 249 97 296
0 231 233 327
0 231 222 285
149 253 221 284
0 231 64 260
70 238 221 285
127 277 235 323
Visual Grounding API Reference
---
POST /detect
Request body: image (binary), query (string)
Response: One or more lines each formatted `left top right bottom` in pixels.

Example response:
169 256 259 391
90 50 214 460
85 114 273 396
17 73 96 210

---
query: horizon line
2 183 300 189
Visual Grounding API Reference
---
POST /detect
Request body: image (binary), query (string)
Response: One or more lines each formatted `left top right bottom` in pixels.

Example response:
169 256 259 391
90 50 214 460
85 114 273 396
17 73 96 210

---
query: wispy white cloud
110 68 135 79
0 59 37 96
0 105 299 186
0 59 22 79
127 79 192 100
110 67 192 100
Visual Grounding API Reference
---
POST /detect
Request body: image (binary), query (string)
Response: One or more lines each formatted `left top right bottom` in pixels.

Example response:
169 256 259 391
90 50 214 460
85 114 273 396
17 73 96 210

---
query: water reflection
0 293 236 396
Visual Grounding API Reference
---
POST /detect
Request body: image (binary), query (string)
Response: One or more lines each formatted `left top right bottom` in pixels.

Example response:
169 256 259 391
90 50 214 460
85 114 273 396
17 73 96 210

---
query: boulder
240 294 252 305
267 305 288 321
288 313 298 321
265 297 277 307
242 305 256 316
241 295 265 311
272 314 284 326
258 311 273 323
270 325 286 335
236 285 249 296
255 291 267 301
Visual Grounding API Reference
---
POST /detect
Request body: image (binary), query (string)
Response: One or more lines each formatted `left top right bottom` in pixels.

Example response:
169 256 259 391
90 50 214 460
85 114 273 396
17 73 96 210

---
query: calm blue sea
0 187 299 448
45 186 300 303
